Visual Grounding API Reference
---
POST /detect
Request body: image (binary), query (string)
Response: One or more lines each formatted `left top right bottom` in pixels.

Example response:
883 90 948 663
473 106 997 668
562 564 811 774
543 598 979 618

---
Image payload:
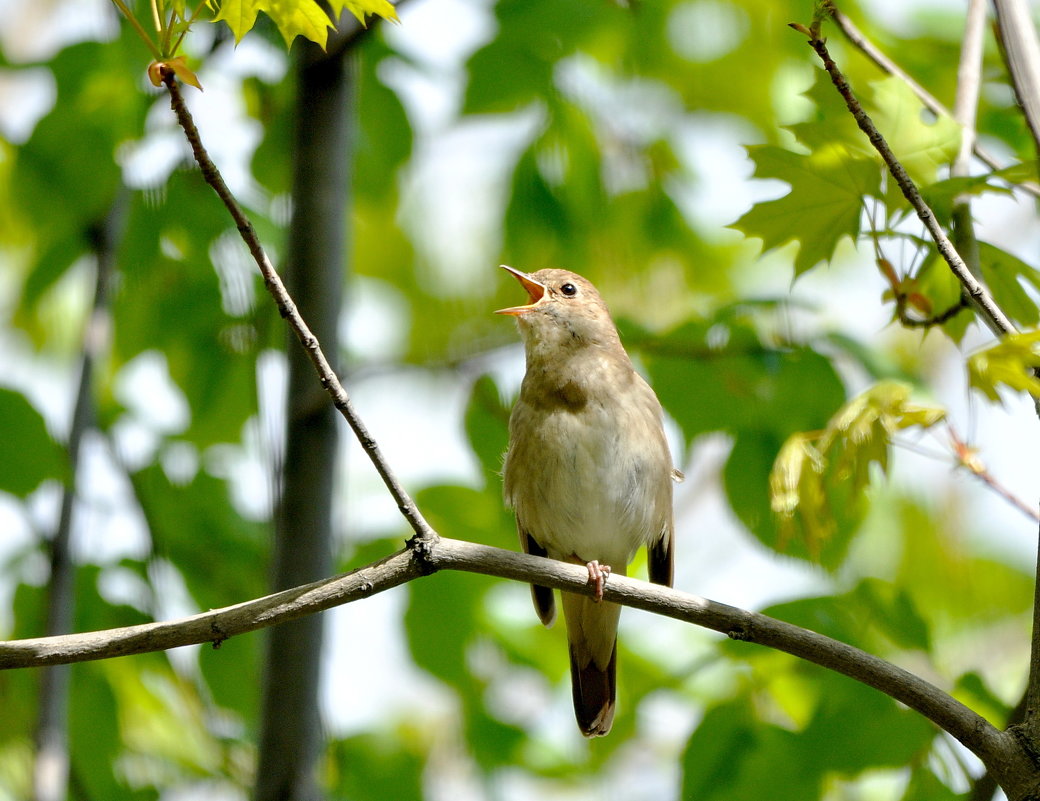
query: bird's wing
517 518 557 627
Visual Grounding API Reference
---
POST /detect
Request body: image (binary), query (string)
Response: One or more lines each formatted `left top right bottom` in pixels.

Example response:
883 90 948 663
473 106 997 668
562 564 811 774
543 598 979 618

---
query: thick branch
803 32 1017 340
0 536 1009 768
160 72 435 543
1024 520 1040 745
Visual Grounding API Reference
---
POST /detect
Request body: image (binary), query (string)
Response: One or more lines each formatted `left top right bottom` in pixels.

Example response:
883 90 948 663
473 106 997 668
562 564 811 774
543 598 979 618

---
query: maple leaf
330 0 398 26
214 0 397 48
732 144 880 277
214 0 262 43
968 330 1040 402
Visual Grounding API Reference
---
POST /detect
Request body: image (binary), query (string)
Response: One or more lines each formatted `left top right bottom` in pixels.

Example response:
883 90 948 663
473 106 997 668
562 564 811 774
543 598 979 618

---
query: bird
496 264 677 738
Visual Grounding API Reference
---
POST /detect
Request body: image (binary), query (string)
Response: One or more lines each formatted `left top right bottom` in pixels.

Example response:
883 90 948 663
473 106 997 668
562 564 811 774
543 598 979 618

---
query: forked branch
0 534 1010 775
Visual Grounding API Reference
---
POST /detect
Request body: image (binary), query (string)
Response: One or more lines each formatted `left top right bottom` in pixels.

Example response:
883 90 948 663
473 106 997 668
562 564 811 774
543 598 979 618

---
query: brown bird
496 265 676 737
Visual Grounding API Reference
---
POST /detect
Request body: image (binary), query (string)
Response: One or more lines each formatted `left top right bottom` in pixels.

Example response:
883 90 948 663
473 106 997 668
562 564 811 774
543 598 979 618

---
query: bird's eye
560 283 577 297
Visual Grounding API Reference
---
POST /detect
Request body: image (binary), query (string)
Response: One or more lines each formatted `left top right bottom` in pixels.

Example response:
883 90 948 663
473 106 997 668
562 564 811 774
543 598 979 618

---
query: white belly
504 396 669 569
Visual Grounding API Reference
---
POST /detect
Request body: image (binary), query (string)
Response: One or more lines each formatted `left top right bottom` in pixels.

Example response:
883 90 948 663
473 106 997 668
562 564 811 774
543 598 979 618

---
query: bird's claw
585 560 611 602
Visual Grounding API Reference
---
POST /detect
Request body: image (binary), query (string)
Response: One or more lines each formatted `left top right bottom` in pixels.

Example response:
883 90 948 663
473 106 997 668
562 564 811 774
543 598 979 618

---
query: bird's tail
562 591 621 737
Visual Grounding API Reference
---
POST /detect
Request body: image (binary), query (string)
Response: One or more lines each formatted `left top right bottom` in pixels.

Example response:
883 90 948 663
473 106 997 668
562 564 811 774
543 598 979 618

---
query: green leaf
967 330 1040 402
214 0 265 42
329 733 423 801
198 632 261 726
901 767 961 801
130 466 268 610
0 388 64 497
462 0 596 114
953 672 1012 730
918 174 1012 225
329 0 398 26
733 144 880 276
890 496 1033 624
215 0 398 47
801 672 935 774
644 318 845 445
760 579 930 653
681 699 818 801
464 374 511 484
868 77 960 186
643 312 849 564
69 665 124 800
978 241 1040 329
264 0 333 48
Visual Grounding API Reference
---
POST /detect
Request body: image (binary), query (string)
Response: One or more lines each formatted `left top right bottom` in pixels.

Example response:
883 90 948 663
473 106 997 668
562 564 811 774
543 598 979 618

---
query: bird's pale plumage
498 265 675 737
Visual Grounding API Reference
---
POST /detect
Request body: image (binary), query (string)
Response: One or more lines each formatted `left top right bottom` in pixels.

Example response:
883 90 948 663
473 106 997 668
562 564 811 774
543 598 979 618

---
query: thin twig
948 426 1040 522
802 31 1017 340
992 0 1040 161
827 3 1040 200
160 71 436 543
950 0 986 284
954 0 987 177
0 535 1011 771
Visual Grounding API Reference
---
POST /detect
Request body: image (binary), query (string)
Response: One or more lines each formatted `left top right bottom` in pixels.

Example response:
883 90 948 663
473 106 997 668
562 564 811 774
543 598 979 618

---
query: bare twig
159 71 436 543
827 3 1040 200
948 427 1040 522
950 0 987 283
800 30 1017 340
954 0 987 177
992 0 1040 161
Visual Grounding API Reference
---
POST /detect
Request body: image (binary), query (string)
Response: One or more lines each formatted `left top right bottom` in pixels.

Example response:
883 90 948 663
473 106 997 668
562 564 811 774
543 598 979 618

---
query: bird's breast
504 373 671 569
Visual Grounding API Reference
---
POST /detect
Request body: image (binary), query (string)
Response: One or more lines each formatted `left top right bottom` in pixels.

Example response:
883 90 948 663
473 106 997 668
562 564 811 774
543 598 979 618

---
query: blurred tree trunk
254 25 354 801
32 197 123 801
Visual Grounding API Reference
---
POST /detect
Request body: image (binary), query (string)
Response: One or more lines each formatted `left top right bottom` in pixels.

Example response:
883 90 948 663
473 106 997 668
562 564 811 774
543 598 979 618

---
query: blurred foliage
0 0 1038 800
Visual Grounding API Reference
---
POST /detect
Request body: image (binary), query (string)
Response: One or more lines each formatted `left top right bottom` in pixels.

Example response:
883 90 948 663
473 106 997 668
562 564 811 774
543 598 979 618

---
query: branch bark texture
0 535 1028 787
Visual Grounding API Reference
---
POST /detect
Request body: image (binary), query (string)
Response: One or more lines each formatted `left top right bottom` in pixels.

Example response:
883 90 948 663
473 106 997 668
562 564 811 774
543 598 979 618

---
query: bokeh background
1 0 1039 798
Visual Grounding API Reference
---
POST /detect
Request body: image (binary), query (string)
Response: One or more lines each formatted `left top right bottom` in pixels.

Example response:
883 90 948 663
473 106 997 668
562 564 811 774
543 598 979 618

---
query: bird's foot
585 561 612 602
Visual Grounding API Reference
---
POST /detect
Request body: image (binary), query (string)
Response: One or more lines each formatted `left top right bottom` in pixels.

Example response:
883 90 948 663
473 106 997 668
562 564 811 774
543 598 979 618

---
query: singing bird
497 265 677 737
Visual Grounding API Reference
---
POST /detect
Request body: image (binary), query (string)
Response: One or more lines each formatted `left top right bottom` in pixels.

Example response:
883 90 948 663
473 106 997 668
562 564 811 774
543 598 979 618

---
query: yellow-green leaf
265 0 333 48
769 380 946 559
968 330 1040 402
329 0 398 26
868 77 961 186
213 0 262 43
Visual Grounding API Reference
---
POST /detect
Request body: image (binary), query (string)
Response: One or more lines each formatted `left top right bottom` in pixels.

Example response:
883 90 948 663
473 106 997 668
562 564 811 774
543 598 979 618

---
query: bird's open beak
495 265 546 316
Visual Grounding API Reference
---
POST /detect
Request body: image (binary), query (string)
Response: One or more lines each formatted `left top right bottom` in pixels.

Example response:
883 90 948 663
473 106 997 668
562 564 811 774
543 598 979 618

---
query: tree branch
800 24 1017 340
0 536 1011 769
950 0 986 284
159 71 436 544
827 3 1040 200
992 0 1040 162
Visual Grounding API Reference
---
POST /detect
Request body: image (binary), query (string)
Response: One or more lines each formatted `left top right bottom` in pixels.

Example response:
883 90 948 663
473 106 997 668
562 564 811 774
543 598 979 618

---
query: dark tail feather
648 528 674 587
569 640 617 737
531 583 556 627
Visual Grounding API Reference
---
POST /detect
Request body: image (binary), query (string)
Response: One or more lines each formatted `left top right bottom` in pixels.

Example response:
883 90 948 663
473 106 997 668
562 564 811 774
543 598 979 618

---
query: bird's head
495 265 620 352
